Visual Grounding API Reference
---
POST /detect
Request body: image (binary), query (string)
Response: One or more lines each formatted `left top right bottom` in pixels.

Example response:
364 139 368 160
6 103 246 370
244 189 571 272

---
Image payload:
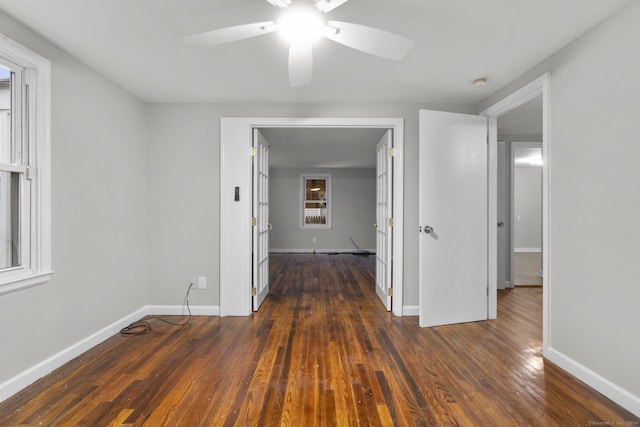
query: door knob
423 225 434 234
497 222 505 227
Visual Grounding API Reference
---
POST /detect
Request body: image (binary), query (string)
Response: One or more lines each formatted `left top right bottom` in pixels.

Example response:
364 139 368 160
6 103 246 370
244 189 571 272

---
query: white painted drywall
269 167 376 252
481 0 640 408
0 10 148 385
145 102 477 307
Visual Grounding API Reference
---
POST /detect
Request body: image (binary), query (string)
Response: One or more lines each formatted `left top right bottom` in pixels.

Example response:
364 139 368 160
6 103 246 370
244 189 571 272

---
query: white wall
514 166 542 251
481 0 640 411
269 167 376 252
146 102 477 307
0 11 148 386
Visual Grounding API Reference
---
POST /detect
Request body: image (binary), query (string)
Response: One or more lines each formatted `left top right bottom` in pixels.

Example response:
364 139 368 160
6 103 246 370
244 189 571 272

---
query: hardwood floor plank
0 253 638 426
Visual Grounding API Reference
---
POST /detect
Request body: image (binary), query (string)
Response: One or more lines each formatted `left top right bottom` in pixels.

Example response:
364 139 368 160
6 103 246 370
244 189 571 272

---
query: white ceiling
0 0 630 103
261 127 385 168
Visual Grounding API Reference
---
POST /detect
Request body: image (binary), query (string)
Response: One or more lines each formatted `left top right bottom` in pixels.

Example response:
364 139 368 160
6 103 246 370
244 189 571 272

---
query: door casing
480 73 550 353
220 117 405 317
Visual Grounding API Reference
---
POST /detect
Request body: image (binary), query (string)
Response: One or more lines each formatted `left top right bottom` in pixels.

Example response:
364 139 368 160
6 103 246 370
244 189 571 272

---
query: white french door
375 130 393 310
419 110 488 327
252 129 270 311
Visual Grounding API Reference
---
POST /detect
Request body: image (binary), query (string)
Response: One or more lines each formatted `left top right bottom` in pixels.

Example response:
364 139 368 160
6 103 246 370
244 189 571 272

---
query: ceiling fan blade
315 0 350 13
289 44 313 87
265 0 291 7
182 21 276 47
324 21 414 60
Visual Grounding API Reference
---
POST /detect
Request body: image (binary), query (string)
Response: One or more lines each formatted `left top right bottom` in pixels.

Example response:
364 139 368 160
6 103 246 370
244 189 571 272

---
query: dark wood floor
0 253 637 426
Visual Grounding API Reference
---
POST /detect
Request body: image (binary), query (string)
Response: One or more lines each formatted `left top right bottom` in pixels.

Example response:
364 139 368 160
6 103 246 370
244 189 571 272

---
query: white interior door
419 110 488 327
375 130 393 310
252 129 270 311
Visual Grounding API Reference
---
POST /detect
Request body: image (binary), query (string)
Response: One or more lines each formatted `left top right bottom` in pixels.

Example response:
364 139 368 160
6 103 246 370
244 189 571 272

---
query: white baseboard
0 306 146 403
270 249 376 254
0 304 219 403
514 247 542 253
403 306 419 316
546 347 640 417
147 305 220 316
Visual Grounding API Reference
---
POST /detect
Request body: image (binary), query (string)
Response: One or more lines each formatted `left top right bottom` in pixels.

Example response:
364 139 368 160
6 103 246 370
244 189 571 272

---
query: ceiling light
310 187 322 191
516 154 543 166
278 8 325 46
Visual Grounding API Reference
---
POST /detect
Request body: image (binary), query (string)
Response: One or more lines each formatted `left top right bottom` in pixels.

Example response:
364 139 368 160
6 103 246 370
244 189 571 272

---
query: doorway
481 73 550 353
495 95 544 289
256 127 392 311
220 117 405 317
512 141 543 286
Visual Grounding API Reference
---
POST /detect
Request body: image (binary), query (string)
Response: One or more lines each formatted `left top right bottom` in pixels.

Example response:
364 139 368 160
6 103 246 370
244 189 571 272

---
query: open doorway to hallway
495 95 543 289
219 117 405 317
256 127 393 312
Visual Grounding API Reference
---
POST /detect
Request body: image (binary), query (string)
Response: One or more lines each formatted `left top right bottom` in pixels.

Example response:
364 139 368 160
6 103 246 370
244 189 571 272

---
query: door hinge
388 217 395 227
387 288 393 297
389 147 396 157
252 217 257 226
251 287 257 296
250 146 257 156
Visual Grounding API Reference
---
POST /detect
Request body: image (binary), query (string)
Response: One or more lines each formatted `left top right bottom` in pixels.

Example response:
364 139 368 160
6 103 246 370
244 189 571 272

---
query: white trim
402 306 419 316
220 117 405 317
0 306 146 403
146 305 220 316
547 347 640 418
0 271 53 296
0 304 219 403
0 33 53 295
514 247 542 253
269 248 376 254
480 73 550 352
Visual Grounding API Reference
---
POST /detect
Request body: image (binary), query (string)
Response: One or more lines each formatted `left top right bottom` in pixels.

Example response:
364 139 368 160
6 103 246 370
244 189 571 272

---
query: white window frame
0 34 52 295
300 173 332 229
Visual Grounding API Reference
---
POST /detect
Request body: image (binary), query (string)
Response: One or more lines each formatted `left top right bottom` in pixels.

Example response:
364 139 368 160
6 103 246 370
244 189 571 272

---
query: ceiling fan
182 0 414 86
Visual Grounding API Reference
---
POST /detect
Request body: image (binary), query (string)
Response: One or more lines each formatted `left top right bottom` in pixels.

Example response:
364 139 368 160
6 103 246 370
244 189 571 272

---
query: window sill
0 271 54 296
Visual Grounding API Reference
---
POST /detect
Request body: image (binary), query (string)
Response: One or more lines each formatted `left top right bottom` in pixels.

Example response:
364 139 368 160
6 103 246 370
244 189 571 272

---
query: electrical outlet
197 276 207 290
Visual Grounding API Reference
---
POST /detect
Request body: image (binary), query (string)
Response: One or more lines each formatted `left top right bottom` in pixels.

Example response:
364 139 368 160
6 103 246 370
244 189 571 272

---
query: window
301 174 331 228
0 34 52 295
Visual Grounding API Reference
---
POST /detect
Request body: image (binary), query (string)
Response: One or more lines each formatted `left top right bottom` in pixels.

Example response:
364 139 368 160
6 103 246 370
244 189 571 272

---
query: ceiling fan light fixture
278 8 325 46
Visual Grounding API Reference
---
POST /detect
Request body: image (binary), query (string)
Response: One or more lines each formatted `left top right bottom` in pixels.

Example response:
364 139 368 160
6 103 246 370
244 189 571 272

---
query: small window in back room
301 174 331 228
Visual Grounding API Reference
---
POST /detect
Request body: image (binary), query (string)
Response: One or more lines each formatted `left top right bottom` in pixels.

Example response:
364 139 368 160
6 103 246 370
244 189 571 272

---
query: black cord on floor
120 282 194 336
